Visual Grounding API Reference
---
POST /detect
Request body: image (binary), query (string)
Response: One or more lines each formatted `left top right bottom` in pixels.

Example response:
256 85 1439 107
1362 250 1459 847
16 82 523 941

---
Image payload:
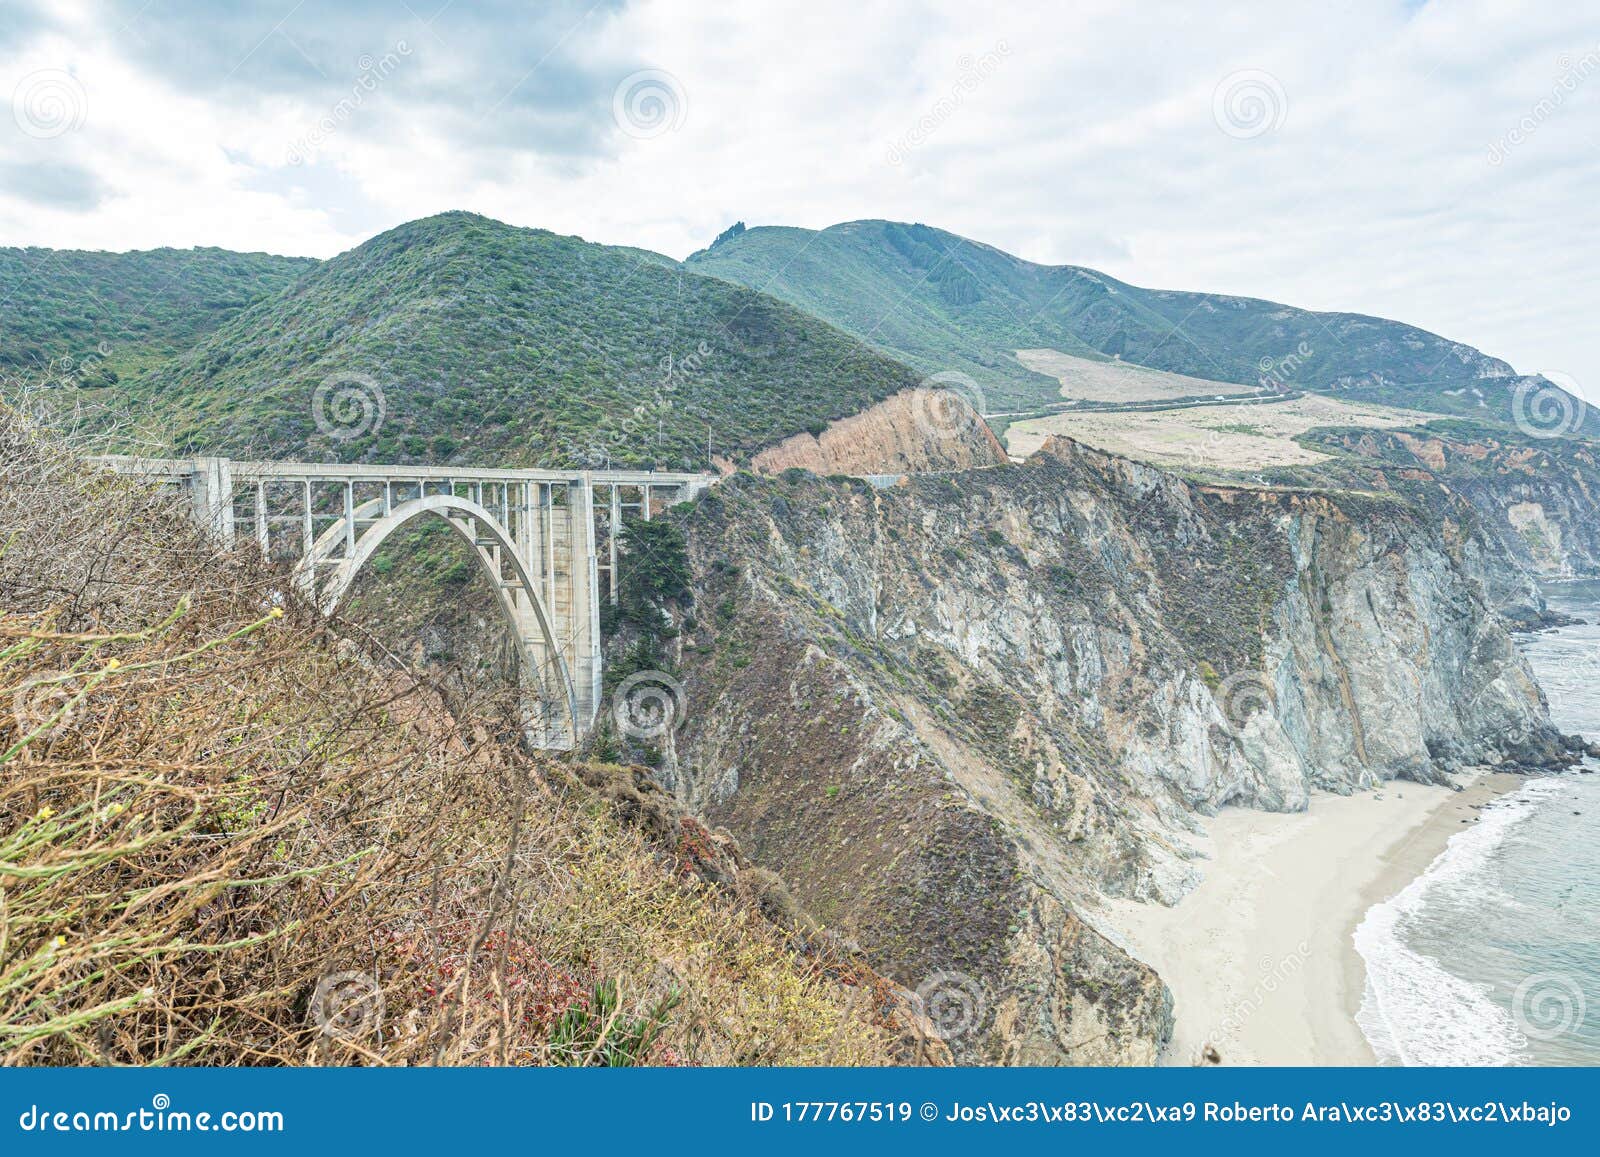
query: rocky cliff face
749 388 1007 476
1314 428 1600 584
654 436 1560 1063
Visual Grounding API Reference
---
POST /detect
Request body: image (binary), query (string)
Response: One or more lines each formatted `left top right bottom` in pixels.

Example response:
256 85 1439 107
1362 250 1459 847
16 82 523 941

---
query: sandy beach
1099 770 1524 1066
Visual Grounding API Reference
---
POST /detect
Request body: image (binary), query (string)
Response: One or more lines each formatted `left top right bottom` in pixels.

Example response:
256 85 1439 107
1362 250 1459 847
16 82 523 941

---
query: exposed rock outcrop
656 435 1560 1064
1314 427 1600 584
750 387 1007 476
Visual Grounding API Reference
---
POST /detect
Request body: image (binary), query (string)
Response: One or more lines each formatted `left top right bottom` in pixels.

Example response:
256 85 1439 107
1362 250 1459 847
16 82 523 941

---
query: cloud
0 0 56 53
0 158 107 209
1 0 1597 398
97 0 632 164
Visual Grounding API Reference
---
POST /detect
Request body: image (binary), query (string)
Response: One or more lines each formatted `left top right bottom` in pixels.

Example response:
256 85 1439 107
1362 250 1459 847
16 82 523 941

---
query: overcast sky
3 0 1596 397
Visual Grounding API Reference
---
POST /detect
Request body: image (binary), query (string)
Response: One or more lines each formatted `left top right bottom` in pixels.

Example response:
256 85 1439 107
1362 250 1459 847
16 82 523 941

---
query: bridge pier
187 456 236 543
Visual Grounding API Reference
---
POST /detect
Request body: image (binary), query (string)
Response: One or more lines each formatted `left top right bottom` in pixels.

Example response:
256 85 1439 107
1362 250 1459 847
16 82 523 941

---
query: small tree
615 516 691 641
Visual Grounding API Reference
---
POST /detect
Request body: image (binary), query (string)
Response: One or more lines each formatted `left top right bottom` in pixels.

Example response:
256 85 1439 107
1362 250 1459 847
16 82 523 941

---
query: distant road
985 389 1302 420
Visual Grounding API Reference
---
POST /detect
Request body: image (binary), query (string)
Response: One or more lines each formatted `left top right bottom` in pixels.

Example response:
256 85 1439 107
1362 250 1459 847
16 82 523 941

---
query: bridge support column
608 484 621 605
188 457 235 544
568 478 602 737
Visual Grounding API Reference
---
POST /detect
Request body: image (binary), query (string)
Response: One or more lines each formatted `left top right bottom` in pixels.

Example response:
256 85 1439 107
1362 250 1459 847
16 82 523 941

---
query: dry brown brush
0 408 896 1066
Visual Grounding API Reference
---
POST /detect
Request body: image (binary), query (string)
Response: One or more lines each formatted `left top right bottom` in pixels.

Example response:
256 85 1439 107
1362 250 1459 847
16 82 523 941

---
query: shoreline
1098 770 1525 1066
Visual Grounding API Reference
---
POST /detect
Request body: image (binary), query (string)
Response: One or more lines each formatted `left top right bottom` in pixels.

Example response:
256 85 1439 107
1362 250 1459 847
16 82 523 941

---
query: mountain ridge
11 211 1593 459
685 219 1549 423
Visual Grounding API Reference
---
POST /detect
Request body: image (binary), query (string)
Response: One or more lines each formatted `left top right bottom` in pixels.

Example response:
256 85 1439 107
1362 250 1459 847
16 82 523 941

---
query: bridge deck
92 455 714 489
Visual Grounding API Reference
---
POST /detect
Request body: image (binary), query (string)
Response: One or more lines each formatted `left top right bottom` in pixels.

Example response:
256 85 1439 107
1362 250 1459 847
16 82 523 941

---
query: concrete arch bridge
94 456 714 749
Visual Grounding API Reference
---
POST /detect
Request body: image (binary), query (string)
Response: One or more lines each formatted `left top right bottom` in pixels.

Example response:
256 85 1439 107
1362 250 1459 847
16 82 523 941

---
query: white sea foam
1353 778 1567 1066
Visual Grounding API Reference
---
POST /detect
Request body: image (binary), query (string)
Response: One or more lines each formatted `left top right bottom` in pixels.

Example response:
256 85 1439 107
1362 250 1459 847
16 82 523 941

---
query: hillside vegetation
78 213 922 470
15 214 1590 469
687 220 1570 427
0 409 903 1066
0 246 314 387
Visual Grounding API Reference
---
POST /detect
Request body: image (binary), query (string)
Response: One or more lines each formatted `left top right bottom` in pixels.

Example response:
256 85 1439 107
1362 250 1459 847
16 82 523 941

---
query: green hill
0 245 315 388
94 212 922 470
685 219 1539 419
18 214 1588 461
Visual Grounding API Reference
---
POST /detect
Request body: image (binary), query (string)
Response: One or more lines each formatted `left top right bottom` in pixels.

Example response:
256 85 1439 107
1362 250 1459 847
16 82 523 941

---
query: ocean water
1354 579 1600 1066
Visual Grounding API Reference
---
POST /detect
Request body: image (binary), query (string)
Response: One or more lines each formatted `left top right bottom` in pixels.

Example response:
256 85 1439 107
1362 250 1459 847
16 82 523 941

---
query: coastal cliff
653 436 1562 1063
1313 426 1600 582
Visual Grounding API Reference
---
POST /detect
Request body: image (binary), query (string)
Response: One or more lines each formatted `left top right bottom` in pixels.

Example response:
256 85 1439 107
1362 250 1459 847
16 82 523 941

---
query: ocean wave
1353 778 1567 1066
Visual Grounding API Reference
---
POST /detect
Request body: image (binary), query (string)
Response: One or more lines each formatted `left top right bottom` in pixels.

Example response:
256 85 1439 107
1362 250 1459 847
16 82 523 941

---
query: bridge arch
304 493 580 748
